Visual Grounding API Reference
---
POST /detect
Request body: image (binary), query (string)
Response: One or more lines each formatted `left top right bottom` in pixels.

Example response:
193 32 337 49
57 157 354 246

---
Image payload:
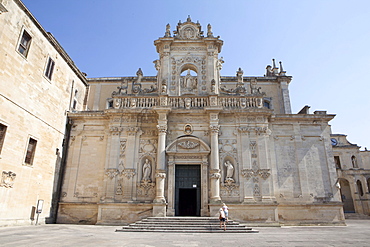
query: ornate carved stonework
221 179 240 197
116 179 123 195
1 171 16 188
138 180 155 196
155 172 166 180
241 161 270 182
120 139 127 157
238 126 270 135
209 125 220 133
105 168 119 179
177 141 199 149
122 169 136 179
157 124 167 133
110 126 124 134
127 127 140 136
210 169 221 179
139 139 157 154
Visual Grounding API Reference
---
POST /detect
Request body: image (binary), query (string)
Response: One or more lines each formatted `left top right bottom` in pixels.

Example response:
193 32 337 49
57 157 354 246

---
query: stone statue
165 23 171 37
224 161 234 180
207 24 213 37
142 159 151 181
161 79 167 94
153 59 161 71
216 57 224 71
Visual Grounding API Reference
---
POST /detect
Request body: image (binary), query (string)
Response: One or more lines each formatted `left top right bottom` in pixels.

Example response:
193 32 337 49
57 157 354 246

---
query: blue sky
22 0 370 149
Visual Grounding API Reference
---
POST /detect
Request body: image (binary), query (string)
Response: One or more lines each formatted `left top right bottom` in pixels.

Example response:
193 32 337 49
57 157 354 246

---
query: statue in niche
181 69 197 92
142 159 151 182
224 161 234 182
351 156 358 168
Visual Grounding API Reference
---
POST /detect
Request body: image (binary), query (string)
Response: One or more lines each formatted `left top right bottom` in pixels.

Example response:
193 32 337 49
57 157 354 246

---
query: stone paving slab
0 220 369 246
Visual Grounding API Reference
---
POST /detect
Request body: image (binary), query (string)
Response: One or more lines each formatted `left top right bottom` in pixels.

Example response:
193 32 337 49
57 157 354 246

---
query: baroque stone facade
57 17 345 225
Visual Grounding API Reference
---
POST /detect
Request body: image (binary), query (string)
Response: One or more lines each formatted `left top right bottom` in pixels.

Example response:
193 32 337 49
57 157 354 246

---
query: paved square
0 220 369 246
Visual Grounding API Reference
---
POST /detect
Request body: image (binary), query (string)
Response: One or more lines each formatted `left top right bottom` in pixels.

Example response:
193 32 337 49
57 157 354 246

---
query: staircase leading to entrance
115 217 259 233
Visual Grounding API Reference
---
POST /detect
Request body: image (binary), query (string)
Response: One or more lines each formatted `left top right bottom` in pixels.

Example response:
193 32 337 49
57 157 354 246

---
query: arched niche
179 64 199 95
221 156 238 184
138 155 155 182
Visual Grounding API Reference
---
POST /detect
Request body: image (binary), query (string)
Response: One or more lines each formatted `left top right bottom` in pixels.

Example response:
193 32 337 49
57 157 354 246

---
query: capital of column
209 125 220 133
109 126 124 135
157 124 167 133
155 171 166 179
127 127 141 136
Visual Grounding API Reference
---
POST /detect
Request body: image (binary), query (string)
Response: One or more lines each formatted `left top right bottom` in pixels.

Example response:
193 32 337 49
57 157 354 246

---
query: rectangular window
24 138 37 165
18 30 32 57
0 123 7 155
45 57 55 80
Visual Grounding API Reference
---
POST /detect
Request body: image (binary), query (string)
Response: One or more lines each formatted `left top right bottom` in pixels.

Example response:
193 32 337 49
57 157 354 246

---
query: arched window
367 178 370 193
357 180 364 196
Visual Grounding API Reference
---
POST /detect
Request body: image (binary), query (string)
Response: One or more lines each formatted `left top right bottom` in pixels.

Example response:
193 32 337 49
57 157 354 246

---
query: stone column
209 124 221 202
166 159 175 216
152 108 170 216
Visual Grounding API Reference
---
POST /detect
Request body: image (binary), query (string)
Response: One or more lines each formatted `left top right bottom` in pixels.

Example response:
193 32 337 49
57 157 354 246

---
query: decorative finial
272 59 279 75
187 15 191 22
272 58 277 68
279 61 286 76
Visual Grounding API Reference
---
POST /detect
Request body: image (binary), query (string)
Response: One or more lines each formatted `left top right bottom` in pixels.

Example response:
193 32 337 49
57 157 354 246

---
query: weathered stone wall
0 0 87 226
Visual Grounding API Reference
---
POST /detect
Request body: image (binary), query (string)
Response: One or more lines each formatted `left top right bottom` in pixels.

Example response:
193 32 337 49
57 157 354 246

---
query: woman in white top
222 203 229 223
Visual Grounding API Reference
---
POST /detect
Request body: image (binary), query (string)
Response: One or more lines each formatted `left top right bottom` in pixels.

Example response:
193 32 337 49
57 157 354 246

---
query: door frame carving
166 136 210 216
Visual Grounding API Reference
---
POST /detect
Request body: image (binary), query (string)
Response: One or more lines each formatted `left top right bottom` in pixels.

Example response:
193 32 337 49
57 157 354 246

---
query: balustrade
111 95 263 109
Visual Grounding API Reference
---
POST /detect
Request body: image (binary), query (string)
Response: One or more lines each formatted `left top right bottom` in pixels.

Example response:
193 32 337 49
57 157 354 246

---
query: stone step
345 213 370 219
116 217 259 233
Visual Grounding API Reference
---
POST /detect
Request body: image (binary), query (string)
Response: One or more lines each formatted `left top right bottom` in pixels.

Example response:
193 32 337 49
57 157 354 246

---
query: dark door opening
178 188 197 216
175 165 201 216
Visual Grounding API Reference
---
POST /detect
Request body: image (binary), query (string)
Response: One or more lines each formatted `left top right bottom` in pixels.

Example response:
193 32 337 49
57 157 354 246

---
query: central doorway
175 165 201 216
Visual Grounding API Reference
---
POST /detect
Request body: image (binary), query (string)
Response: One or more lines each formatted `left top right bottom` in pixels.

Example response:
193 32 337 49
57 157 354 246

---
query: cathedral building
57 17 345 225
2 1 369 227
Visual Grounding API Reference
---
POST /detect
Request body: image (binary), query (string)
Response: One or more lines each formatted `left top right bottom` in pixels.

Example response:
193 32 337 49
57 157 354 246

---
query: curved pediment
166 136 210 154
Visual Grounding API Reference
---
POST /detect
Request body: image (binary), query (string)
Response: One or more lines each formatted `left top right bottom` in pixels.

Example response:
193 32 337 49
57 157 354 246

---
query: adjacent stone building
57 17 345 225
331 134 370 216
0 0 88 226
